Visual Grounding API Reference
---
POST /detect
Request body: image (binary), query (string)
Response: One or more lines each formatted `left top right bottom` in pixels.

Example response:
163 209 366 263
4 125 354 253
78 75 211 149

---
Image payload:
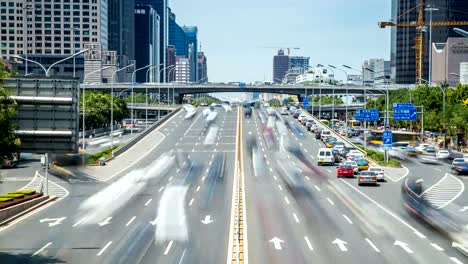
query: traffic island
0 194 57 225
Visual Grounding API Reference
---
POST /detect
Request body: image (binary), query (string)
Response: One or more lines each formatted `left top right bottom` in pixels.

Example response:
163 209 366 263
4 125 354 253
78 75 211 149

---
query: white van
317 148 334 166
320 129 331 141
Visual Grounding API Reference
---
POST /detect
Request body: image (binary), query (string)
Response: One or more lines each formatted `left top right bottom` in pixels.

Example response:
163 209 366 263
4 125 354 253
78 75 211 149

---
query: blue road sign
303 97 309 109
393 105 417 121
283 99 288 105
355 109 380 121
383 130 393 150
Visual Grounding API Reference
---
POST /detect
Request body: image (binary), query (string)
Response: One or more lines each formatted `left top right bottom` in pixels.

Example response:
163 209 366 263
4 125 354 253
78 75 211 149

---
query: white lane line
297 168 303 173
327 198 335 206
365 238 380 253
176 168 181 173
33 242 52 256
326 169 332 173
314 185 321 191
292 213 300 223
278 185 283 191
269 168 273 172
188 155 191 159
266 160 270 166
158 186 165 192
310 155 315 160
340 179 425 236
273 175 278 181
450 257 464 264
126 216 136 227
189 198 195 206
73 218 86 228
97 241 113 256
414 231 426 239
168 176 173 182
434 168 442 172
305 176 311 181
196 186 201 192
304 149 309 153
206 168 210 173
164 240 174 255
430 243 444 251
342 214 353 224
284 196 290 205
304 236 314 251
202 176 206 181
144 198 152 206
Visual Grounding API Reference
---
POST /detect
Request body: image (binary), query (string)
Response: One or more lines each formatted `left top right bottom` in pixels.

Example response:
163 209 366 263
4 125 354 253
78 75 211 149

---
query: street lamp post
157 65 175 121
73 27 80 78
81 66 112 150
425 5 438 84
110 63 135 152
329 65 349 126
131 65 152 135
13 49 89 77
318 64 336 126
454 28 468 37
22 5 33 76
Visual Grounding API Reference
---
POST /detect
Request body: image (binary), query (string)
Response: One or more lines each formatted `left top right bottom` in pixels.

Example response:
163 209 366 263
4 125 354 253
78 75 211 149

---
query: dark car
305 120 315 131
244 106 252 117
447 151 464 161
452 163 468 175
315 128 322 139
331 149 341 163
341 146 357 158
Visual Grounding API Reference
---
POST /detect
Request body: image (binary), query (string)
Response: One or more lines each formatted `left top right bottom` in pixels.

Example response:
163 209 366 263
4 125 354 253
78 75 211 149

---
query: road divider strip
227 107 248 264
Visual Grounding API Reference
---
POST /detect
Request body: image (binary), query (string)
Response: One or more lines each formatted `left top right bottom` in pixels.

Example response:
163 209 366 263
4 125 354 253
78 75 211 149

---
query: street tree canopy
0 62 18 162
80 91 128 130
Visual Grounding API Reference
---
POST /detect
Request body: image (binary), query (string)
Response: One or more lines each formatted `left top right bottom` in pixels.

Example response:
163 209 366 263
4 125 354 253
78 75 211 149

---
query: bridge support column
175 93 184 104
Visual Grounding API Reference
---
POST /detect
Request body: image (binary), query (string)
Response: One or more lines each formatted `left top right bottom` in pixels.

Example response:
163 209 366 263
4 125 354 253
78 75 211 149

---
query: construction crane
379 3 468 82
259 46 301 55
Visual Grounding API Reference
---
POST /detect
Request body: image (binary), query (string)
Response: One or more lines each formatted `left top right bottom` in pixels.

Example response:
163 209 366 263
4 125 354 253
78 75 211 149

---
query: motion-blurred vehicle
298 115 306 124
305 120 314 130
292 110 301 118
447 151 464 162
320 129 331 141
336 165 354 178
415 143 430 152
356 158 369 171
368 167 385 181
405 146 421 157
325 137 337 148
315 128 322 139
452 158 467 167
340 146 356 157
344 160 358 174
332 149 341 163
452 163 468 175
317 148 334 166
358 171 377 186
333 142 345 153
244 106 252 117
200 102 208 106
423 146 436 154
346 149 365 160
280 108 289 115
436 149 450 159
402 179 468 255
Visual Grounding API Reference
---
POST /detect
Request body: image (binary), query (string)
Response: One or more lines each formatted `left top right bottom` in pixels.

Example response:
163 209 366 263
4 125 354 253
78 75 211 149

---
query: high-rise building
273 49 289 83
175 56 190 83
289 56 310 74
432 37 468 86
167 45 176 82
108 0 135 63
391 0 468 84
2 0 109 79
182 26 198 82
135 0 168 81
197 51 208 83
169 13 188 57
134 5 160 83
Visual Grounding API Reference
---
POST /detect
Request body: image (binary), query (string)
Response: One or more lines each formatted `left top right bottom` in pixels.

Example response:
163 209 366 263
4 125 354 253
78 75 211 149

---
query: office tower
167 45 176 82
134 5 160 83
135 0 168 81
182 26 198 82
197 51 208 83
169 12 188 57
289 56 310 74
1 0 109 79
392 0 468 84
108 0 135 62
175 56 190 83
273 49 289 83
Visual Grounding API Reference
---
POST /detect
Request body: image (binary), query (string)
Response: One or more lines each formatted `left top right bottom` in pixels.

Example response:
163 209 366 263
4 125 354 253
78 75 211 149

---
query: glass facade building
169 14 188 57
182 26 198 82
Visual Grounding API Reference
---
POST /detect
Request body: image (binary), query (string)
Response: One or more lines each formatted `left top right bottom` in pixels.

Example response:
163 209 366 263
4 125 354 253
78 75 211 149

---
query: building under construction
390 0 468 84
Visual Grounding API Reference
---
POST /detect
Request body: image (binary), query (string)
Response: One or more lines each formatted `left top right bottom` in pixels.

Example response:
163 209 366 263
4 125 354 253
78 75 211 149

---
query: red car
337 165 354 178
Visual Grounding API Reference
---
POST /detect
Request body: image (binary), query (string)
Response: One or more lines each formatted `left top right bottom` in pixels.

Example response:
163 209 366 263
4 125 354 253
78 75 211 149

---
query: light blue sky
170 0 392 83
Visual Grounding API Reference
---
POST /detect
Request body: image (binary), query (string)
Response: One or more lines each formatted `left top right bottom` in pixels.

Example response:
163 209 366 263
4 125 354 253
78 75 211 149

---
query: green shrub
0 197 13 202
88 145 120 164
12 190 36 195
1 193 24 199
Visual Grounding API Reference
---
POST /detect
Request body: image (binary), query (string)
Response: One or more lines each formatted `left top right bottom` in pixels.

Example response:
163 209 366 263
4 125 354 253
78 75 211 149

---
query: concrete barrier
0 195 55 225
48 164 73 181
110 107 182 159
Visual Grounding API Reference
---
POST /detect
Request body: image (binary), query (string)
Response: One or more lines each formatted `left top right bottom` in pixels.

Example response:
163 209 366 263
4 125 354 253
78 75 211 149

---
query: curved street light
131 64 153 135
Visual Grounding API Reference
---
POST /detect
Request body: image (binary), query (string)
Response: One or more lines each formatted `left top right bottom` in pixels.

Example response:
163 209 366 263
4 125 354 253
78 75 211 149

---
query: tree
190 96 220 107
0 62 18 163
268 99 281 107
80 91 128 129
123 93 157 104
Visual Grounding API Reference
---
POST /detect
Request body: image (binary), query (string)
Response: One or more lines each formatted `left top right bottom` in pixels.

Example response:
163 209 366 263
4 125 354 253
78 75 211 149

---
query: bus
366 130 419 146
347 120 361 129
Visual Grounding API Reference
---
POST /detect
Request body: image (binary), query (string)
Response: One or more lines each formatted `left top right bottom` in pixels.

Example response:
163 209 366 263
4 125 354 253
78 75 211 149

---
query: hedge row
88 145 120 164
365 149 401 167
0 190 36 203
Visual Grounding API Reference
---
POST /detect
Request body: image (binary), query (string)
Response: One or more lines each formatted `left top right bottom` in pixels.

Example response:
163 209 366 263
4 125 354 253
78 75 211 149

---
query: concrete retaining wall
0 195 50 224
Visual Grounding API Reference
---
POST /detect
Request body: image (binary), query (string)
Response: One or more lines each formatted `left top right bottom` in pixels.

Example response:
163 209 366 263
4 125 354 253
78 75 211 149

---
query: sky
169 0 392 83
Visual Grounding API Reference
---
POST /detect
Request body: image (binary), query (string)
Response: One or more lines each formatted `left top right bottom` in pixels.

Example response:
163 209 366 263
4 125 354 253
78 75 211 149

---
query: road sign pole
421 105 424 142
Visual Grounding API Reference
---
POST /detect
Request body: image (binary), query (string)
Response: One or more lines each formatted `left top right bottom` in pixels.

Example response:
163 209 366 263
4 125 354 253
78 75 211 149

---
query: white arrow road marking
459 206 468 212
33 242 52 256
97 241 112 256
201 215 213 224
365 238 380 253
394 240 413 254
304 236 313 251
98 217 112 227
450 257 464 264
269 237 284 250
332 238 348 252
39 217 66 227
149 217 158 226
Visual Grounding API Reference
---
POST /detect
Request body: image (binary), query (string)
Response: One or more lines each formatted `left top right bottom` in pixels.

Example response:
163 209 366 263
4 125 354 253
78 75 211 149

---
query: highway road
0 105 467 264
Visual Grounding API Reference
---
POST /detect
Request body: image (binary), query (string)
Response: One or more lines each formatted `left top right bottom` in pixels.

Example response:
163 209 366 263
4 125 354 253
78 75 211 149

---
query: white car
368 167 385 182
415 144 430 152
298 115 306 122
347 150 365 160
437 150 450 159
344 161 358 174
333 144 345 153
280 108 289 115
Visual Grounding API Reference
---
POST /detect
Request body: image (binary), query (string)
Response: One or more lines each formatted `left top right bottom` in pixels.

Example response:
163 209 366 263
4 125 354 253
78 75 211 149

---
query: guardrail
300 108 367 156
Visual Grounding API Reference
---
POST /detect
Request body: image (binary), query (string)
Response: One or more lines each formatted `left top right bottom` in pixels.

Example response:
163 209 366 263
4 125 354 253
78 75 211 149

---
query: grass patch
11 190 36 195
353 146 401 167
0 193 25 199
88 145 121 164
0 197 13 202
